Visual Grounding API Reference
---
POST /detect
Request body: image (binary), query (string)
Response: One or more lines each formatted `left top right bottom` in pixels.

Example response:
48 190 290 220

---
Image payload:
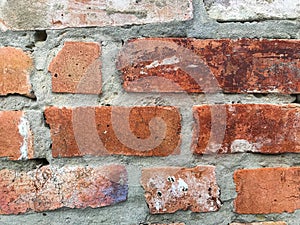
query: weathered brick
141 166 221 214
0 47 33 97
204 0 300 21
0 165 127 214
0 0 193 30
118 38 300 94
192 104 300 154
231 222 287 225
234 167 300 214
0 111 34 160
44 106 181 157
48 42 101 94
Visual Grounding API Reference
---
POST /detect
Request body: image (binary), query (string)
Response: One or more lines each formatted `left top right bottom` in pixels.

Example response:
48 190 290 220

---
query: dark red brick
44 106 181 157
0 165 127 214
234 167 300 214
192 104 300 154
118 38 300 94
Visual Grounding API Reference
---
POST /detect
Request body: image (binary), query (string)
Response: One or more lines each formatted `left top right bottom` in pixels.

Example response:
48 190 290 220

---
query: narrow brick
231 222 287 225
0 0 192 30
48 42 101 94
44 106 181 157
204 0 300 21
141 166 221 214
0 47 33 97
118 38 300 94
192 104 300 154
0 111 34 160
0 165 127 214
234 167 300 214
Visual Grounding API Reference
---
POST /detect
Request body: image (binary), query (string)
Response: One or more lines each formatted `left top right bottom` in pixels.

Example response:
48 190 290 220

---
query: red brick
231 222 287 225
48 42 101 94
234 167 300 214
141 166 221 214
118 38 300 94
0 111 34 160
0 47 33 97
192 104 300 154
44 106 181 157
0 165 127 214
0 0 193 30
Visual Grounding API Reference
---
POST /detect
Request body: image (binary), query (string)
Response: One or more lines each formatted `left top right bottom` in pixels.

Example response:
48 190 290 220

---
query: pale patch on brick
141 166 221 214
204 0 300 21
0 0 193 30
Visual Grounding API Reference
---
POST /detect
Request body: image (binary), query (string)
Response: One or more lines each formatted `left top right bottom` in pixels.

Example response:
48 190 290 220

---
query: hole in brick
34 30 47 42
68 74 72 77
106 124 110 127
253 93 268 98
54 73 58 77
157 191 162 197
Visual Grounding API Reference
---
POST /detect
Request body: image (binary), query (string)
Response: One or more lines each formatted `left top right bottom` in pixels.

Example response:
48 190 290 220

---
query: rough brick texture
118 38 300 94
141 166 221 214
204 0 300 21
44 106 181 157
0 47 33 97
0 0 193 30
231 222 287 225
234 167 300 214
49 41 101 94
193 104 300 154
0 111 33 160
0 165 128 214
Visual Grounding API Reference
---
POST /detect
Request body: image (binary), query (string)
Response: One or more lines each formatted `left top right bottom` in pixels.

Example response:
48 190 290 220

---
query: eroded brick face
141 166 221 214
192 104 300 154
234 167 300 214
0 47 33 97
0 111 34 160
0 165 128 214
118 38 300 94
48 42 101 94
204 0 300 21
0 0 193 30
44 106 181 157
230 222 287 225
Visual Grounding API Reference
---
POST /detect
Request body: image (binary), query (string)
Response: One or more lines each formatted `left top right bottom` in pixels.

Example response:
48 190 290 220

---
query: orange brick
141 166 221 214
0 111 33 160
0 47 33 97
118 38 300 94
49 42 101 94
44 106 181 157
234 167 300 214
192 104 300 154
0 165 128 214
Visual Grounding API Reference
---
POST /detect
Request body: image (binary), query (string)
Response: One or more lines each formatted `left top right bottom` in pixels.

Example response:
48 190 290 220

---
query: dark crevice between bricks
291 94 300 103
29 158 50 168
34 30 47 42
0 92 36 100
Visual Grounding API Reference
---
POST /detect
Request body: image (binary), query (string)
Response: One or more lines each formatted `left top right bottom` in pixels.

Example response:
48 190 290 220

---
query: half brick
0 47 33 97
141 166 221 214
48 42 102 94
0 111 34 160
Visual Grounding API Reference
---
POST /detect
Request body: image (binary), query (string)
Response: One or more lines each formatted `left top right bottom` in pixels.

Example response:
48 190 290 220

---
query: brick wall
0 0 299 224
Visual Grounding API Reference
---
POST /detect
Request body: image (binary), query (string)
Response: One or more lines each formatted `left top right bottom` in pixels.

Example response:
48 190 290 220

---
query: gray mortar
0 0 299 224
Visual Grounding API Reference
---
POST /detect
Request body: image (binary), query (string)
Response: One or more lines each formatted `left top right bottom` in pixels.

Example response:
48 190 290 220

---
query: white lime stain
18 116 30 160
